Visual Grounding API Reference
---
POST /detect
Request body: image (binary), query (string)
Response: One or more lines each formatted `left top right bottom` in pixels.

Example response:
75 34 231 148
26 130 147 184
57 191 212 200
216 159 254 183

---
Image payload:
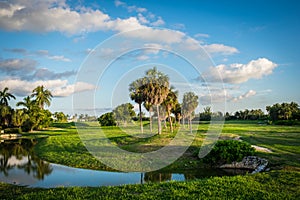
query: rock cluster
219 156 268 174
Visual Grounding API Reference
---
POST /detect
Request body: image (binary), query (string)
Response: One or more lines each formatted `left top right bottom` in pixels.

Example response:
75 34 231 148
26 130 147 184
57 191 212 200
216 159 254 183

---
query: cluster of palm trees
0 86 53 132
129 67 199 134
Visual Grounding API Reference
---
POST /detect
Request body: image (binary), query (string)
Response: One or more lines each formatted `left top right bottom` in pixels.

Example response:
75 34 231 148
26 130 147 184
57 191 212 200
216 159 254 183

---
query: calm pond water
0 139 250 188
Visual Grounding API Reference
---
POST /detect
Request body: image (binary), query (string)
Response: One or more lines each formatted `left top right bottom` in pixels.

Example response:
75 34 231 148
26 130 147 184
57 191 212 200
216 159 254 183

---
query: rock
219 156 268 174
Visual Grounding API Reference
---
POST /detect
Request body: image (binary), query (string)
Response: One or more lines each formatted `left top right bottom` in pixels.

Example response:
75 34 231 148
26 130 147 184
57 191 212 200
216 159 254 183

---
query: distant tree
0 87 15 106
172 102 182 126
54 112 67 122
129 78 146 133
113 103 135 126
98 112 116 126
266 102 300 121
182 92 199 132
31 85 53 109
162 87 178 133
200 106 212 121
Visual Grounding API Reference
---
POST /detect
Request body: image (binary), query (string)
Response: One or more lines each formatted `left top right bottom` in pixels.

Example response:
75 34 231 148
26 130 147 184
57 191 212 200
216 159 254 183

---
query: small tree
182 92 199 132
98 112 116 126
113 103 135 126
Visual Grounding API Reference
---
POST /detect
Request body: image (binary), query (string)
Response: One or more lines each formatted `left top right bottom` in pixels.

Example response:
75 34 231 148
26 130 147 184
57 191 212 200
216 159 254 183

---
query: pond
0 139 250 188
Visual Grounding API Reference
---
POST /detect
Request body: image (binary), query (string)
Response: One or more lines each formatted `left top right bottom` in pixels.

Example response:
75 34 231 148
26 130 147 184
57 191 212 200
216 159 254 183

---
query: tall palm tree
0 87 16 106
142 67 169 135
182 92 199 133
129 78 146 133
31 85 53 109
162 87 178 133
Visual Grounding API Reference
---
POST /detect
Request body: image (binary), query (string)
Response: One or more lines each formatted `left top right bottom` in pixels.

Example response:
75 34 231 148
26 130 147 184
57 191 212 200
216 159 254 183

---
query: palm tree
129 78 146 133
0 105 12 127
16 96 34 110
142 67 169 135
0 87 16 106
12 109 29 128
31 85 53 109
162 87 178 133
182 92 199 132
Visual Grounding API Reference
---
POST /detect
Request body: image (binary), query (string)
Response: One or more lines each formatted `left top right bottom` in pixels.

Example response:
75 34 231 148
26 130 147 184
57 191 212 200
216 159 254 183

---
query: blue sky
0 0 299 115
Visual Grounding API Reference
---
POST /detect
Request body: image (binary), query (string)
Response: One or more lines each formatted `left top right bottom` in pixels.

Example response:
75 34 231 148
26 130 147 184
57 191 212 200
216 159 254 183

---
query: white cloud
201 58 278 84
0 0 111 34
52 82 96 97
232 90 256 102
0 79 95 97
203 44 239 55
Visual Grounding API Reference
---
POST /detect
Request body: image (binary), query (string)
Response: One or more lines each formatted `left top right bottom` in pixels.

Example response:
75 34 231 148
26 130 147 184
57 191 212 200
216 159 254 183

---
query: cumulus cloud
0 0 239 57
0 79 95 97
0 0 111 34
201 58 278 84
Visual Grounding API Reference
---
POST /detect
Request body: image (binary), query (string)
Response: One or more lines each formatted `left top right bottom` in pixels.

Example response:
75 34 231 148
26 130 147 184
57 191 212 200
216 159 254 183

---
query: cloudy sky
0 0 299 115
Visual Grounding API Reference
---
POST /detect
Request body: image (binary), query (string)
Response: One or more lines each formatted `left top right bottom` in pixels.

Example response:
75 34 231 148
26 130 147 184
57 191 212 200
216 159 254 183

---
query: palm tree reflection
0 139 52 180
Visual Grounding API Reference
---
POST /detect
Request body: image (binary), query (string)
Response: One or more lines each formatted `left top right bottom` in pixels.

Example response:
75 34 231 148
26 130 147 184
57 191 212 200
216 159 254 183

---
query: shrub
274 120 300 126
98 112 116 126
4 127 22 134
203 140 255 166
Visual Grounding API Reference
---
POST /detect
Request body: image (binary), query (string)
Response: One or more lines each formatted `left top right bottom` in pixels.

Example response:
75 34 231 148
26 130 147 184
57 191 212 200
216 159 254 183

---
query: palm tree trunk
149 107 153 133
156 104 162 134
139 103 143 133
189 116 192 133
168 111 173 133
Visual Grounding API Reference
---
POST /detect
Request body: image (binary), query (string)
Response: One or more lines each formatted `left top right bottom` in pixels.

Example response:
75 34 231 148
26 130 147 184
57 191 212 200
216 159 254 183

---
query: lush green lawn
28 121 300 171
1 171 299 200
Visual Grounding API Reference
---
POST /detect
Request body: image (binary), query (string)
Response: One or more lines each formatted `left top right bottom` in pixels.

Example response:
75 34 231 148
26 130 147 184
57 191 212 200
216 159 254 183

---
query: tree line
99 68 300 130
0 86 68 133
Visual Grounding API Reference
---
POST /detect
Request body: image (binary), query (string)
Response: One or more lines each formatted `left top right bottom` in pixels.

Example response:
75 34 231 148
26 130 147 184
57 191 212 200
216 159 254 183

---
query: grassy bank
1 170 299 200
28 121 300 171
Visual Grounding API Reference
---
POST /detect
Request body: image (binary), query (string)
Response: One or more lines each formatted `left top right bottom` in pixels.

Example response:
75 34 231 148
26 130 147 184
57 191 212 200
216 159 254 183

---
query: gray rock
219 156 268 174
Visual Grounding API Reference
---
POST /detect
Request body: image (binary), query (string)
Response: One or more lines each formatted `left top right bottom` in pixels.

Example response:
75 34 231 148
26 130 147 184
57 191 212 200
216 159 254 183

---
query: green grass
2 121 300 199
1 170 299 199
28 121 300 171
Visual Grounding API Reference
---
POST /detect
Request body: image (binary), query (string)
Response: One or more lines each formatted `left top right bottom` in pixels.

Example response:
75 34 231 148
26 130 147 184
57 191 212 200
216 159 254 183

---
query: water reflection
0 139 250 188
0 139 52 180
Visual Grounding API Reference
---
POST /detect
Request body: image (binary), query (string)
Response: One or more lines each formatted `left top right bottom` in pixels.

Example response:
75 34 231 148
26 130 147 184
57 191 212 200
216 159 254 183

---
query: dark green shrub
98 112 116 126
203 140 255 166
274 120 300 126
4 127 22 134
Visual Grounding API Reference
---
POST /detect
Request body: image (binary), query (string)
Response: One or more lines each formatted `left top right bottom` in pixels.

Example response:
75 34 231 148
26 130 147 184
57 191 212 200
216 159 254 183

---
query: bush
98 112 116 126
274 120 300 126
203 140 255 166
4 127 22 134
